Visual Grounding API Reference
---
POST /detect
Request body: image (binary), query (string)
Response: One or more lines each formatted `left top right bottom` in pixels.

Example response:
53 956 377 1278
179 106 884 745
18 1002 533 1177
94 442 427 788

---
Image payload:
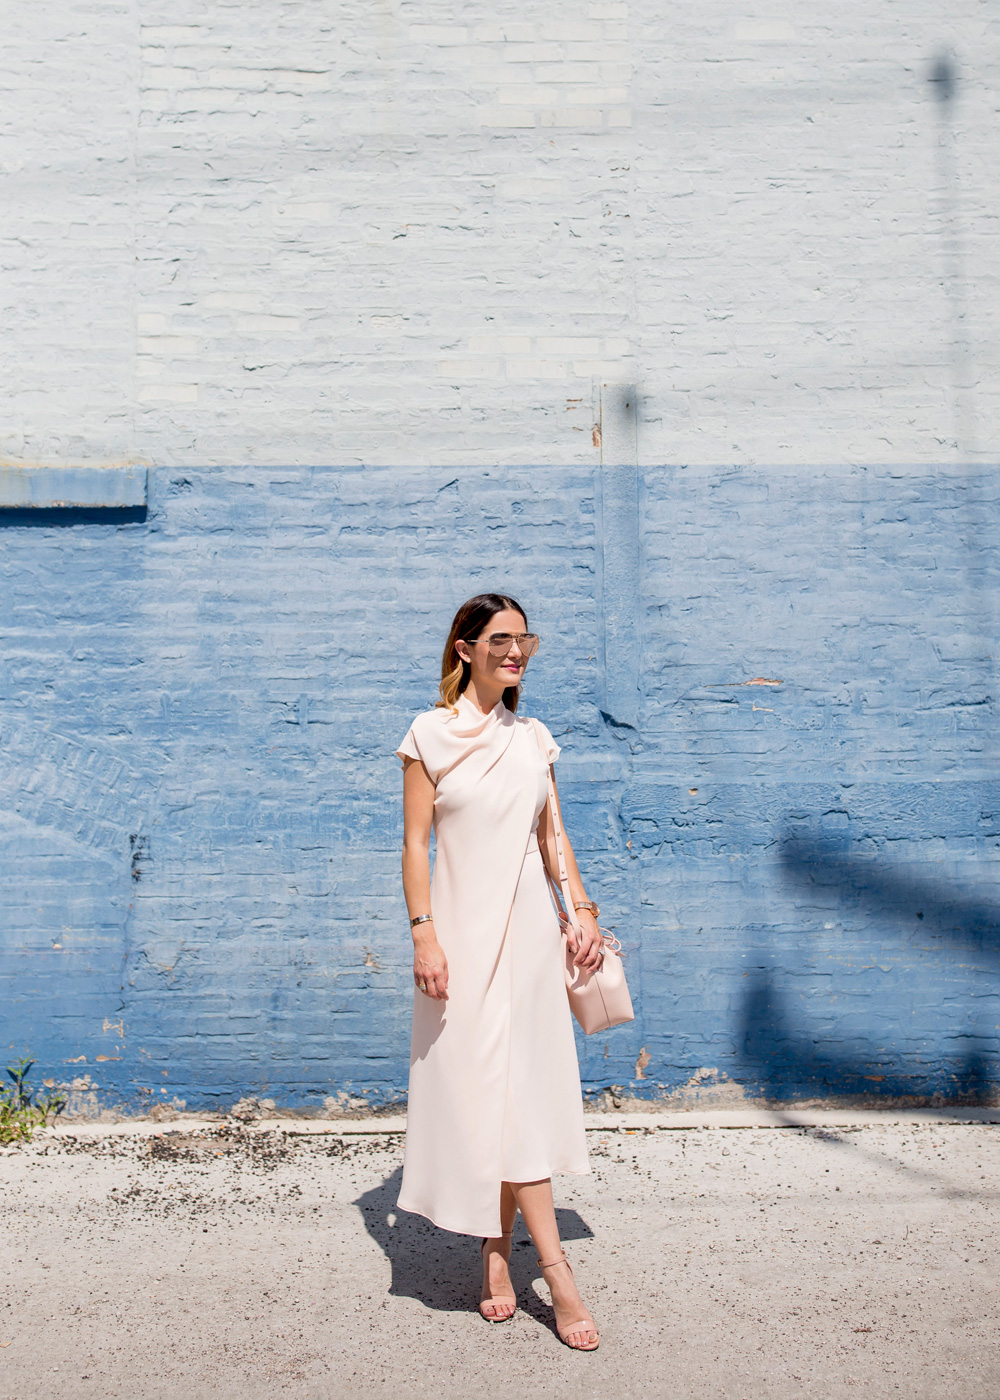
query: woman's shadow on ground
355 1165 593 1323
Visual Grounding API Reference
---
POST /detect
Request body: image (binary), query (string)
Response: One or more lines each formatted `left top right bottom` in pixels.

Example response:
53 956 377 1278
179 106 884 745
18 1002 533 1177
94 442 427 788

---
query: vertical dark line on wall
594 383 645 1087
929 52 976 461
596 383 640 732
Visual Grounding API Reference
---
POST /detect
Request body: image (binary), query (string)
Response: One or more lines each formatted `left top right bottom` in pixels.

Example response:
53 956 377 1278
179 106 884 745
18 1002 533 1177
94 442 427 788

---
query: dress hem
398 1163 592 1239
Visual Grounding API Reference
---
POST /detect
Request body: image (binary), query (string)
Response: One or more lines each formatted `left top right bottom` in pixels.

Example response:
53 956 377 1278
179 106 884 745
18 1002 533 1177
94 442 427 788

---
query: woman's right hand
413 930 449 1001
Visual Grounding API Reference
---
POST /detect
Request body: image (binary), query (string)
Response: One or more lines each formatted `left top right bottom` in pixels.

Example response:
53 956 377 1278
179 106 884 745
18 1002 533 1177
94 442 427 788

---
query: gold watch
573 900 599 918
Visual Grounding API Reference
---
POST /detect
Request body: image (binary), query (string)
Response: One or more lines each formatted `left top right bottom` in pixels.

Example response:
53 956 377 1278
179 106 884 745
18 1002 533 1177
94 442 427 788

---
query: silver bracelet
409 914 434 928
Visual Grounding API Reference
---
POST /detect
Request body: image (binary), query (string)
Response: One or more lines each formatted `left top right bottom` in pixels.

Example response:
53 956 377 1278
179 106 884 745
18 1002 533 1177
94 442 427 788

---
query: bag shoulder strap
528 718 581 933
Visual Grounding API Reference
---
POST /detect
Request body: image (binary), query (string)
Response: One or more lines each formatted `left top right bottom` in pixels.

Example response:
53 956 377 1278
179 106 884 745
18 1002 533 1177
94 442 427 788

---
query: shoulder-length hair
438 592 528 713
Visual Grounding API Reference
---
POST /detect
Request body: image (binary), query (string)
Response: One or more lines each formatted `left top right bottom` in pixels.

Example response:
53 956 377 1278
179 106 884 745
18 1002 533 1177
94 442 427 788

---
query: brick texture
2 465 998 1110
2 2 999 1111
3 1 997 467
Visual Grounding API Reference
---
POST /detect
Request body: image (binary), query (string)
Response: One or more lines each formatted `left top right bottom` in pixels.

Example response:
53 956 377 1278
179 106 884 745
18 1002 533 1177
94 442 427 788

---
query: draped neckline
451 692 511 731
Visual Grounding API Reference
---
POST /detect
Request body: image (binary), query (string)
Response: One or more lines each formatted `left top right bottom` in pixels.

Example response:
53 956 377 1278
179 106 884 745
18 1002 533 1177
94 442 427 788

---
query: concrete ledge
38 1106 1000 1140
0 464 148 508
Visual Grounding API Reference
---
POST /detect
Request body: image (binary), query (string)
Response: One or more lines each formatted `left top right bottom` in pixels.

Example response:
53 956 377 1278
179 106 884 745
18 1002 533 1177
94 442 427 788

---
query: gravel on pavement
1 1110 997 1400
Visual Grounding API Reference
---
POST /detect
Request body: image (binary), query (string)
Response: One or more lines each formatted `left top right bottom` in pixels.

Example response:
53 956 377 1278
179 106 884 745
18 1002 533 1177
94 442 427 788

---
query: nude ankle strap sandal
479 1232 516 1324
536 1253 600 1351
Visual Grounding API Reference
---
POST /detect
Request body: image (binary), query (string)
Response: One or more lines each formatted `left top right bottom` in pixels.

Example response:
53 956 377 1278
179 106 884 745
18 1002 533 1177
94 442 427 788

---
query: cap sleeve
532 718 561 765
395 724 423 767
395 709 447 779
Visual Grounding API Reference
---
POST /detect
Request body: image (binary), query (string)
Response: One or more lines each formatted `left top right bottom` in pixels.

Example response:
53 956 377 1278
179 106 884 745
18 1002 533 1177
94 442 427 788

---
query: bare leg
509 1178 599 1349
480 1182 519 1321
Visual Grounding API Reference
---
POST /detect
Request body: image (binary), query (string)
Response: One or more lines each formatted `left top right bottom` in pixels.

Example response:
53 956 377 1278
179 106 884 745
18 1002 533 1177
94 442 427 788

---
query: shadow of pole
779 835 1000 962
740 964 994 1103
737 832 999 1103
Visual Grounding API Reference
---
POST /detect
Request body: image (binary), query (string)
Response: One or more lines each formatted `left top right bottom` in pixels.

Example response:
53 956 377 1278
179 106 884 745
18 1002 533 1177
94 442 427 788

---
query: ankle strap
537 1252 569 1270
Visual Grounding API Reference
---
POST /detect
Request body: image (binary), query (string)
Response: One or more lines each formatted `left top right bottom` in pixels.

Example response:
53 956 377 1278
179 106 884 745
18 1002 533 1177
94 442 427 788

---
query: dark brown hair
438 592 528 713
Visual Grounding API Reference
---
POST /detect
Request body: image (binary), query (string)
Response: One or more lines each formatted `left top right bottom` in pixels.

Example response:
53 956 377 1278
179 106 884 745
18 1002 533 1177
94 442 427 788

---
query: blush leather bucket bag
531 720 635 1035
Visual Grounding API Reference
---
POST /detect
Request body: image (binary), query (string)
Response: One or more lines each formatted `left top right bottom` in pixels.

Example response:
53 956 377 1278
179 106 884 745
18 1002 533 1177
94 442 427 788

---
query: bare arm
401 756 449 1000
536 765 604 972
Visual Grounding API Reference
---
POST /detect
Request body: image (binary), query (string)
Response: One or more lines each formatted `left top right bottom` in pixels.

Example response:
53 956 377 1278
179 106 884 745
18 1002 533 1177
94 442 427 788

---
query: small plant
0 1057 67 1145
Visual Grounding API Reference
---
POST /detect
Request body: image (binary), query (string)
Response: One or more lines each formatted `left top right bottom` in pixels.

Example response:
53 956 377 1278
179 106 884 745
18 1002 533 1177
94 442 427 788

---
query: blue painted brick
1 463 998 1111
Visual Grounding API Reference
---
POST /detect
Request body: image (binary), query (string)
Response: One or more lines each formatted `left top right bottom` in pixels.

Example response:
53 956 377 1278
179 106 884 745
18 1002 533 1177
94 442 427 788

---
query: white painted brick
732 20 796 42
537 23 604 41
469 335 533 353
4 0 999 471
476 106 536 128
566 41 629 60
505 359 570 380
145 66 193 86
202 293 266 312
532 63 604 82
491 43 567 62
538 337 601 354
237 316 301 333
498 86 558 105
137 384 198 403
436 359 502 379
272 202 334 222
138 336 199 353
139 90 171 112
471 24 538 42
539 107 605 127
409 25 468 44
573 359 629 375
140 26 202 42
565 86 629 105
499 177 568 197
204 67 288 88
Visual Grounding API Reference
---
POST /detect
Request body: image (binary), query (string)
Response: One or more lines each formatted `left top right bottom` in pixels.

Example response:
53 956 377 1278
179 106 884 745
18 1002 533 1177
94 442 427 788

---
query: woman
395 592 603 1351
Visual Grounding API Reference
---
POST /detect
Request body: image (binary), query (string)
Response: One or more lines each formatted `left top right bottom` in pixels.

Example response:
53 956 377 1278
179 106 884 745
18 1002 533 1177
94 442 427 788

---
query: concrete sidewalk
1 1111 997 1399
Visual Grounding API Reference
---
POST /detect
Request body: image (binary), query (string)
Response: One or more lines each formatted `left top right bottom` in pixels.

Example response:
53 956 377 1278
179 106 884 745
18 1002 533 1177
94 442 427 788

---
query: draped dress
395 693 589 1237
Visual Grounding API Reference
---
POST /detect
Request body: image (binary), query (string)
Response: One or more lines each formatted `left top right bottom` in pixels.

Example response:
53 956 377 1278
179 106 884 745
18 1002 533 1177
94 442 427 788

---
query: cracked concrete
1 1111 997 1399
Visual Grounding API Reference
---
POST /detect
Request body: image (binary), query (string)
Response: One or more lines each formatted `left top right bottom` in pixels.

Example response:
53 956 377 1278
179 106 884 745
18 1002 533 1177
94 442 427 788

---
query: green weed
0 1057 66 1145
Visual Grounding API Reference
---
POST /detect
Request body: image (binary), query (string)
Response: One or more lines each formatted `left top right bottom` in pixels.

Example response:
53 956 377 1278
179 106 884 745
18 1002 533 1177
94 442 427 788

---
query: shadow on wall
354 1164 592 1317
0 507 148 526
739 830 999 1104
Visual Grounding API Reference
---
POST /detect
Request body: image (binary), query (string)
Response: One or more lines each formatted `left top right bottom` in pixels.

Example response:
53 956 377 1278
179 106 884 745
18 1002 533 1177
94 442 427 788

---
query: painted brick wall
1 467 618 1111
3 1 997 468
633 463 1000 1101
2 2 999 1112
2 464 998 1111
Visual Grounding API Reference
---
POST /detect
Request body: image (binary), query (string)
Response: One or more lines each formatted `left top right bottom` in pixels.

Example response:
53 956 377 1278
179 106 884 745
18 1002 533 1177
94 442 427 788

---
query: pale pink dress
395 693 589 1237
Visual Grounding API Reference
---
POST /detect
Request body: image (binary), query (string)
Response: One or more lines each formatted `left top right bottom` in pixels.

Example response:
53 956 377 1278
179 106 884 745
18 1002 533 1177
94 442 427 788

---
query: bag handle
529 719 581 936
529 720 624 966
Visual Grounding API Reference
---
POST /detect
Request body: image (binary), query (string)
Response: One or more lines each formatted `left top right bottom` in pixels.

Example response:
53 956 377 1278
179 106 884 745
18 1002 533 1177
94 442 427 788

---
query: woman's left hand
567 909 604 971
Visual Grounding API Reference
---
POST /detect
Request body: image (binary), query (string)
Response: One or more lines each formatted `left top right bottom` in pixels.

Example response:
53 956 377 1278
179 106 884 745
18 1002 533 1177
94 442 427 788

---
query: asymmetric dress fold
395 694 589 1237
